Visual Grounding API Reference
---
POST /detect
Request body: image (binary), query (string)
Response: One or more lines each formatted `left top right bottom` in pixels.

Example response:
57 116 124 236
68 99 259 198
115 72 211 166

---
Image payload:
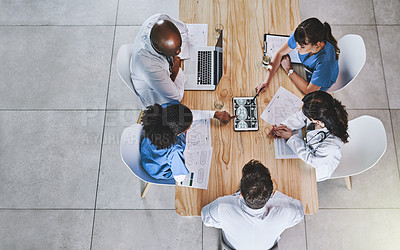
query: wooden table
176 0 318 216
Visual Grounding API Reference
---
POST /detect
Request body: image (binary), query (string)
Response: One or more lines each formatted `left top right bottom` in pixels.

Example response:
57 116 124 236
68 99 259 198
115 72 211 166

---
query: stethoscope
304 122 330 154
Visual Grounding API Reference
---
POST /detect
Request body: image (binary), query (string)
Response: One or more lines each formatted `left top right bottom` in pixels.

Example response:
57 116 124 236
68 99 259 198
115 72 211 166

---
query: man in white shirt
201 160 305 250
130 14 188 108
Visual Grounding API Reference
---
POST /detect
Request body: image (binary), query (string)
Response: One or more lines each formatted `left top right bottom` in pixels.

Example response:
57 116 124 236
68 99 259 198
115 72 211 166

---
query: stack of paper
179 24 208 60
180 114 213 189
265 34 301 64
261 87 302 159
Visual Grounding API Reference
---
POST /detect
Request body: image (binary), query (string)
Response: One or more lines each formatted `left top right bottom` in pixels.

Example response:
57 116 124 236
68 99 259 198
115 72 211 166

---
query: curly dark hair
302 91 349 143
240 160 274 209
141 103 193 149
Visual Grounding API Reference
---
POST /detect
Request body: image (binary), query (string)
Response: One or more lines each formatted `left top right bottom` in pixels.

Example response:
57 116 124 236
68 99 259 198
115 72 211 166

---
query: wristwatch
287 68 294 77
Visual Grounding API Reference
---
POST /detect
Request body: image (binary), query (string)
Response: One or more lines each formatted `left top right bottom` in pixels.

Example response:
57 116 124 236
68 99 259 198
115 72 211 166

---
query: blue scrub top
288 33 339 91
140 101 189 180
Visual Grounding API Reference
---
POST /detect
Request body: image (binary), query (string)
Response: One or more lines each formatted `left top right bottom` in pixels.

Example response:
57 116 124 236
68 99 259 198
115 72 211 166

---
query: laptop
183 31 223 90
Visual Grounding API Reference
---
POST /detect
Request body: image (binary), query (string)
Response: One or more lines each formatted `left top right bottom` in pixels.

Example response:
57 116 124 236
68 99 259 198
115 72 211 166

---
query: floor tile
278 220 306 250
202 216 306 250
317 110 400 208
107 26 143 110
92 210 202 250
0 111 104 208
299 0 375 25
0 210 93 249
203 226 220 250
390 110 400 174
306 209 400 250
377 25 400 109
0 26 114 109
117 0 179 25
330 25 388 109
0 0 118 25
96 111 176 209
373 0 400 25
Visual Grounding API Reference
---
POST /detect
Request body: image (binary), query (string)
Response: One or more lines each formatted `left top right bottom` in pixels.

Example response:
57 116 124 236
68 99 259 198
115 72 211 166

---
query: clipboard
264 34 301 64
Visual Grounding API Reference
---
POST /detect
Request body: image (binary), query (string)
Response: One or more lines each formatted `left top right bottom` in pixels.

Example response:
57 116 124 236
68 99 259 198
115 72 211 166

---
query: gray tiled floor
1 0 399 249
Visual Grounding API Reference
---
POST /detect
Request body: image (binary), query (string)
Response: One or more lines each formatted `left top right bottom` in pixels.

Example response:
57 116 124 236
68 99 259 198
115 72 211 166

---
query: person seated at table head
141 101 235 182
270 91 349 181
201 159 304 250
130 13 189 108
256 17 340 95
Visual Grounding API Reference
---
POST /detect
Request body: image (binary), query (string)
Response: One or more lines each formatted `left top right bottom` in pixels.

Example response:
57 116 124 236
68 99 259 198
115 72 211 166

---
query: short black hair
141 103 193 149
240 160 273 209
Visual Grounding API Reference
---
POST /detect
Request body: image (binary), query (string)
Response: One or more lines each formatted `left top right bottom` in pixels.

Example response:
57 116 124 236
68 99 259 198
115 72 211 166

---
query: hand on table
269 124 293 139
280 55 292 74
214 111 237 125
255 81 269 94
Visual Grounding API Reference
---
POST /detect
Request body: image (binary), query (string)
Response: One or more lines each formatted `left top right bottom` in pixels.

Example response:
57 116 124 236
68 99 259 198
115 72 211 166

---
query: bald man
130 14 188 108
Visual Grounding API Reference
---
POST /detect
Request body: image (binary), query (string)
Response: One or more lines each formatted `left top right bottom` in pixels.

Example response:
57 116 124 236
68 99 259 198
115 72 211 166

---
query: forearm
262 55 282 84
288 71 310 94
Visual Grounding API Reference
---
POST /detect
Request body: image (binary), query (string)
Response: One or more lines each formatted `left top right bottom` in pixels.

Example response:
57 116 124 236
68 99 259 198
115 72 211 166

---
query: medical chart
179 116 213 189
261 86 303 125
179 24 208 59
265 34 301 63
274 130 301 159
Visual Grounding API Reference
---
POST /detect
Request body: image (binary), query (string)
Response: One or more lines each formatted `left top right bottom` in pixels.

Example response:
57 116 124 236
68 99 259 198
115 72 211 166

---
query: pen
252 92 259 103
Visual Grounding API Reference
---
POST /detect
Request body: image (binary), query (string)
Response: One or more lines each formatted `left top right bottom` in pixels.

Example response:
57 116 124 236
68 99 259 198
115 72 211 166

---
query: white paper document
274 130 301 159
179 24 208 59
179 117 213 189
261 86 303 125
265 34 301 63
181 148 213 189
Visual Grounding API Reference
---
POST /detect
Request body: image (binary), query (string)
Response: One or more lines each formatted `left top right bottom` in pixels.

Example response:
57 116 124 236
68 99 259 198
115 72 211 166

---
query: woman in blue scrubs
140 102 234 182
256 17 340 94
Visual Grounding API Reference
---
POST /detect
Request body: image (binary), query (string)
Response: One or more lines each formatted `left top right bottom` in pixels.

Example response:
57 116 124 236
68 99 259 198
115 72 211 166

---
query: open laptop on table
183 31 223 90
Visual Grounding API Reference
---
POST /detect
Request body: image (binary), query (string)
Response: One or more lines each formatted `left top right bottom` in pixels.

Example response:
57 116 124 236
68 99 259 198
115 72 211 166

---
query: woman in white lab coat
271 91 349 181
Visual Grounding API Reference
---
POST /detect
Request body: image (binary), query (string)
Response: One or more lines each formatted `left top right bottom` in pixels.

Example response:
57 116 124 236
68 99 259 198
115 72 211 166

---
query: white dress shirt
201 191 304 250
130 14 188 108
281 110 344 181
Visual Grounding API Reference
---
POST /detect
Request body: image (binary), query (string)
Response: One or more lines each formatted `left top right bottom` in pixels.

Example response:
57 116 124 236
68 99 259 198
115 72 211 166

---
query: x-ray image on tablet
233 97 259 131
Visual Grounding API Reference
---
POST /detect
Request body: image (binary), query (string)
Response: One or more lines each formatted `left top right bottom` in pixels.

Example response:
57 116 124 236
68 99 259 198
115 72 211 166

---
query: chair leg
345 176 352 190
141 182 151 198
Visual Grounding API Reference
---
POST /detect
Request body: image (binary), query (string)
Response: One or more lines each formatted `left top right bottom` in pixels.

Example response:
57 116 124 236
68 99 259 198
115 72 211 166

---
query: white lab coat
130 14 188 108
281 110 343 181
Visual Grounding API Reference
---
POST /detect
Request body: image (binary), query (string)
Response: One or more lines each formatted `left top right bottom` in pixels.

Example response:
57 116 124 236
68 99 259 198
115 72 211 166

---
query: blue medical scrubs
288 33 339 91
140 101 189 179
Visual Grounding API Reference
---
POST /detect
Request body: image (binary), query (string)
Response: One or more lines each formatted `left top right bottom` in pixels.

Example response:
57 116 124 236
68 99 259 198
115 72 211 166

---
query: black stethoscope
304 121 330 154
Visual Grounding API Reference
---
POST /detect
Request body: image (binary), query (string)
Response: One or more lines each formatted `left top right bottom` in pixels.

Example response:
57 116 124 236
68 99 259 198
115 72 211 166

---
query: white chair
330 116 387 190
327 34 366 93
116 44 136 94
120 124 175 198
117 44 145 122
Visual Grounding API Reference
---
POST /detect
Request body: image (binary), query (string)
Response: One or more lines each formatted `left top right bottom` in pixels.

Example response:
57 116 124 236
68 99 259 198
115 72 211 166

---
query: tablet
233 97 259 131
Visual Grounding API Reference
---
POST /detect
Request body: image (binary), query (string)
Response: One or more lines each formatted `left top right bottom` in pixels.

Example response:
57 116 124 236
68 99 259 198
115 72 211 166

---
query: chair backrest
120 123 175 185
330 115 387 179
116 43 138 95
327 34 366 93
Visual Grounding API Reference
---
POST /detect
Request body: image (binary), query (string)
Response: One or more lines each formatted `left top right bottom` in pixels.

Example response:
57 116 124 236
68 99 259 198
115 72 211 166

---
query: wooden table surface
176 0 318 216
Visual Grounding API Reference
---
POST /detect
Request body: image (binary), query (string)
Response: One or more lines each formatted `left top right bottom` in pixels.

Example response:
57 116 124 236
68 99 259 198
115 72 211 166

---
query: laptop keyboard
197 51 212 85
